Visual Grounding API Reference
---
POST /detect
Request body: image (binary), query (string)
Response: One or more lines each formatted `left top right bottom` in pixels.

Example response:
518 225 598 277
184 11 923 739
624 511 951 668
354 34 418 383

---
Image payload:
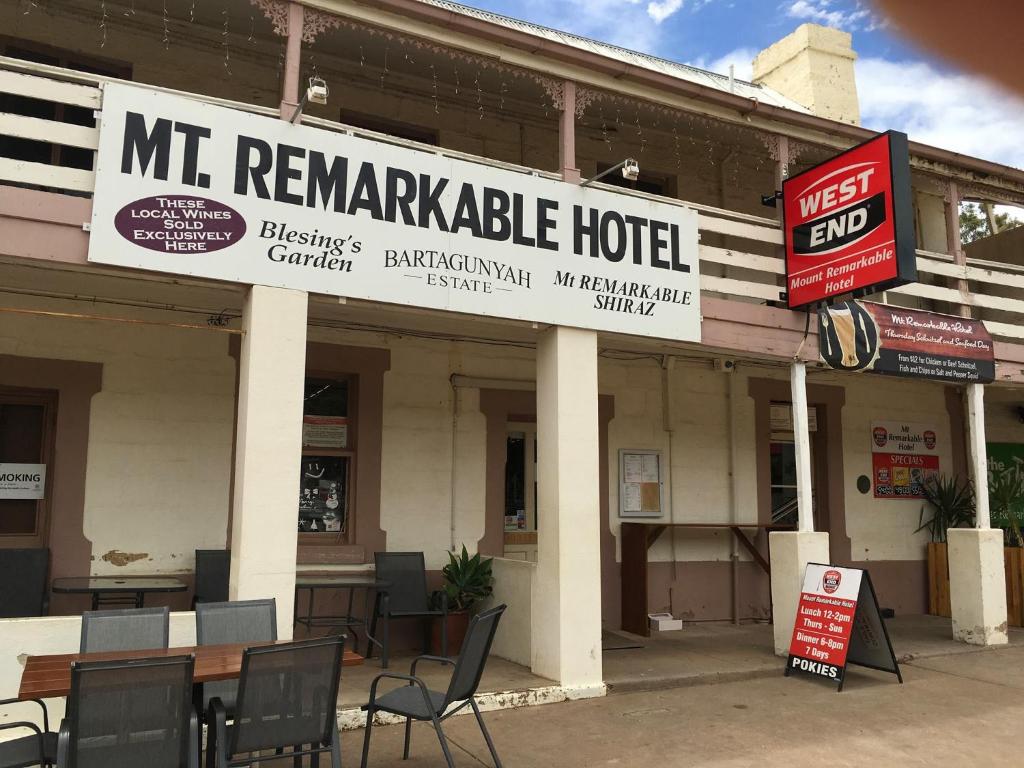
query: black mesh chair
195 599 277 717
367 552 448 668
0 549 49 618
360 604 506 768
192 551 230 609
80 606 170 653
0 698 55 768
205 635 345 768
55 655 198 768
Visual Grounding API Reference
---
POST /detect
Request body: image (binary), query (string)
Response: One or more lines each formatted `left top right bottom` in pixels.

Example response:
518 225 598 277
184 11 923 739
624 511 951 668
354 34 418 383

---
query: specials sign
783 131 917 309
786 563 902 692
819 301 995 383
871 421 940 499
88 84 701 343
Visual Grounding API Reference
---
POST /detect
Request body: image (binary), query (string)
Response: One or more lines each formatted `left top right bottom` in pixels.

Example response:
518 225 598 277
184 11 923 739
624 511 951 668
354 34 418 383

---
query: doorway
768 402 821 529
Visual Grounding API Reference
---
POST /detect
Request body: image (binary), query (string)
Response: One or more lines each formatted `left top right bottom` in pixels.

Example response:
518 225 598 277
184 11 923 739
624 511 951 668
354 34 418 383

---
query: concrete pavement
346 643 1024 766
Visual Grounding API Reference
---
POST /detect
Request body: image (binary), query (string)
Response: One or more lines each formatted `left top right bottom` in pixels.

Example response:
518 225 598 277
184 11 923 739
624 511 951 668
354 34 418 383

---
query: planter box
927 542 952 618
1006 547 1024 628
927 540 1024 627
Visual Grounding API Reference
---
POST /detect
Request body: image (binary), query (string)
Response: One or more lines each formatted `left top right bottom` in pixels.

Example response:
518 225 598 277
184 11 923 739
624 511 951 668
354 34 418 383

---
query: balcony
2 10 1024 376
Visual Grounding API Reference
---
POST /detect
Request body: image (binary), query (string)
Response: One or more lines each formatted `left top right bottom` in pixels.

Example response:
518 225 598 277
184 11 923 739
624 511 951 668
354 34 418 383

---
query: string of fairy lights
14 0 829 180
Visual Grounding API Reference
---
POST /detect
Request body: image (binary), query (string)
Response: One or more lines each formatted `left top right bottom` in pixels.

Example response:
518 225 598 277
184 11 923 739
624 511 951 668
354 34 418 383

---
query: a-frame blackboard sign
784 563 903 692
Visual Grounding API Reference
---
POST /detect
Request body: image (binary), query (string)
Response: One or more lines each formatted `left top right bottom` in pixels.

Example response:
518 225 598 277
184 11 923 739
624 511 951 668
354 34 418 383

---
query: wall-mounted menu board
619 449 664 518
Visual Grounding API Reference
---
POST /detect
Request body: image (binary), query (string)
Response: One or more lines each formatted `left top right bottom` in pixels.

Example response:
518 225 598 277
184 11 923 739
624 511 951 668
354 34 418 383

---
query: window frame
297 372 358 546
0 386 58 548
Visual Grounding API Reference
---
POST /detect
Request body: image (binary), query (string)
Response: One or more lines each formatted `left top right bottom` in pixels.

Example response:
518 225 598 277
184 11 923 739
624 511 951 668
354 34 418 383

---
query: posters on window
302 415 348 449
870 421 939 499
299 456 347 533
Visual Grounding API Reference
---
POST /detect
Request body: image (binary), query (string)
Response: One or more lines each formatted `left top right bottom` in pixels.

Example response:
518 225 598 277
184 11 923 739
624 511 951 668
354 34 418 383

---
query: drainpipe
727 369 741 624
661 356 677 594
448 374 459 552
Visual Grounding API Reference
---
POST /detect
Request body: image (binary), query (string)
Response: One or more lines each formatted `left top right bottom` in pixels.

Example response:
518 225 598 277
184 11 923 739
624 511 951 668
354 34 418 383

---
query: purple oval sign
114 195 246 254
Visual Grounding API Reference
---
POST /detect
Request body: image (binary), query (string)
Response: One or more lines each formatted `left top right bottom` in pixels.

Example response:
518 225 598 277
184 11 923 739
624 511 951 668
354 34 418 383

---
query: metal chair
55 655 199 768
367 552 448 668
195 599 277 717
0 698 55 768
205 635 345 768
192 550 230 609
0 549 49 618
360 604 506 768
80 606 170 653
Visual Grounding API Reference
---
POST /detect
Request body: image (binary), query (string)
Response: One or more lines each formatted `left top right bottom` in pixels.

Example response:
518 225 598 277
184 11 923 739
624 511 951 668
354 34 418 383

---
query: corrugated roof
416 0 810 112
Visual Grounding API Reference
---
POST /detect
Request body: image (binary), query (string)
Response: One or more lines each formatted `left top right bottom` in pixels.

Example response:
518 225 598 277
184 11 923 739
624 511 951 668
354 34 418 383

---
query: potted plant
431 545 494 655
917 474 974 617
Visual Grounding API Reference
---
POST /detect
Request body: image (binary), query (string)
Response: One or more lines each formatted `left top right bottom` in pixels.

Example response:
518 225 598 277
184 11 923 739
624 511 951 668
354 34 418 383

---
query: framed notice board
619 449 664 518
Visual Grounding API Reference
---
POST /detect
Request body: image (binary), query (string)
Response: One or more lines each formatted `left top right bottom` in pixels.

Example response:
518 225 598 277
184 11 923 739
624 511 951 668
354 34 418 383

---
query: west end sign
89 84 702 343
783 131 917 310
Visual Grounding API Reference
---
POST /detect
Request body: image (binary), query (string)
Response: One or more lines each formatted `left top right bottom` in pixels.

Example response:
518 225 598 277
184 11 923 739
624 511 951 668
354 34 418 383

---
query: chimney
752 23 860 125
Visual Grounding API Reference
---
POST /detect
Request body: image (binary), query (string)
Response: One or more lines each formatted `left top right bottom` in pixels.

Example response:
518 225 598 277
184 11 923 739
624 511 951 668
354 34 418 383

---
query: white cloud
647 0 684 23
785 0 871 31
508 0 662 53
856 57 1024 170
691 46 758 81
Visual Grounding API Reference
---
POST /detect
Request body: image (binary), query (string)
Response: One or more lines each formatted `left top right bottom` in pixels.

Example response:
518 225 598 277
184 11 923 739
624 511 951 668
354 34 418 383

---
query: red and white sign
783 131 917 309
302 415 349 449
871 421 940 499
787 563 863 680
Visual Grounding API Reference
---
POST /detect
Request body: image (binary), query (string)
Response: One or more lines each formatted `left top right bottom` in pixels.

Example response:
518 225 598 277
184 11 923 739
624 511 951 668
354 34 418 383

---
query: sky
456 0 1024 174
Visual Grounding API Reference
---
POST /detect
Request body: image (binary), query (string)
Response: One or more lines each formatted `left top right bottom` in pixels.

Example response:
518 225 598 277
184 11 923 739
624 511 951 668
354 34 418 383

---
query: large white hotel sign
89 84 701 342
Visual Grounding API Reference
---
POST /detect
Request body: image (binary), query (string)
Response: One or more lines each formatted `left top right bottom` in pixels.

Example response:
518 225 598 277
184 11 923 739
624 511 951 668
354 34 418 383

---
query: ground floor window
504 424 538 561
298 377 354 539
0 387 55 545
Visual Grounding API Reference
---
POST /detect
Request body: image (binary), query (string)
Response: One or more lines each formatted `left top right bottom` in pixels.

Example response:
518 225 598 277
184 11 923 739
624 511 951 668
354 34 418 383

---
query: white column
531 326 603 692
948 383 1007 645
790 361 814 533
966 384 990 530
230 285 308 639
769 360 829 654
769 531 829 655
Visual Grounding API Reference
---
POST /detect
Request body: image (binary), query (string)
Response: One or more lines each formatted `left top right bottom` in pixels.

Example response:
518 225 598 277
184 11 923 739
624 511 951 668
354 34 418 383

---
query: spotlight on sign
290 76 330 123
307 76 329 106
581 158 640 187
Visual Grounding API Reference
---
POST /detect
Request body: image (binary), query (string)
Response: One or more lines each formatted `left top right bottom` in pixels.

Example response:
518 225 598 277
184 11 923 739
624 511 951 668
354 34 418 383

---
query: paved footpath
343 644 1024 766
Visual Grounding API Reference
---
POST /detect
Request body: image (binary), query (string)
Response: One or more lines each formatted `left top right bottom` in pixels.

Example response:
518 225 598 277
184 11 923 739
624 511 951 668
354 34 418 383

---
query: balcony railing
3 56 1023 344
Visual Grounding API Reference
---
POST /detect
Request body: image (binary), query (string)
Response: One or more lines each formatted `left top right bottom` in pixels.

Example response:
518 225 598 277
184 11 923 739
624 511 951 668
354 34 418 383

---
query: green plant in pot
431 545 494 655
917 474 975 543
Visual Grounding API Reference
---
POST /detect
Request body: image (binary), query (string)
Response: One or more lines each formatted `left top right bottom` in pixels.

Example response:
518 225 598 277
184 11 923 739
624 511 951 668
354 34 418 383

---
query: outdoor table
51 576 188 610
17 640 364 700
294 572 389 653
